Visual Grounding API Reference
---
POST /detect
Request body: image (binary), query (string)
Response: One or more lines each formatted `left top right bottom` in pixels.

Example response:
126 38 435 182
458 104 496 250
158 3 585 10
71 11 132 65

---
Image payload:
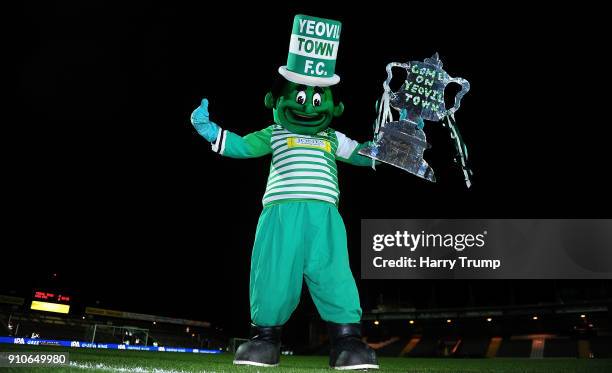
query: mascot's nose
304 103 315 114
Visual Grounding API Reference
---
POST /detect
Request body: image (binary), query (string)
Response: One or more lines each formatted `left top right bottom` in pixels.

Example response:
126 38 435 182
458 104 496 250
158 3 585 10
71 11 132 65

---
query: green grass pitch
2 344 612 373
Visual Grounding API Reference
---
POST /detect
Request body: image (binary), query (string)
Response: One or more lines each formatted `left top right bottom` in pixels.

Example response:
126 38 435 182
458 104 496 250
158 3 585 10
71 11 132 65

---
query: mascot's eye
312 93 322 106
296 91 306 105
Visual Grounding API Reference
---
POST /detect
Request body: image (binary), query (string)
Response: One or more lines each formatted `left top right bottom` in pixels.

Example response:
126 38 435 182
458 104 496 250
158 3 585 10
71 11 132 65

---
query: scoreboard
30 290 71 314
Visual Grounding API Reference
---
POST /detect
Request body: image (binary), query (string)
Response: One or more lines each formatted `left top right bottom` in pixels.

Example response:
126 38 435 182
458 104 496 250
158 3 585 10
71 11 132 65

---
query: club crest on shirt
287 137 331 152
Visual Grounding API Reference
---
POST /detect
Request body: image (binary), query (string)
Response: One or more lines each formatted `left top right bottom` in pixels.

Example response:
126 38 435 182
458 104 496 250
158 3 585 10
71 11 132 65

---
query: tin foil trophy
359 53 473 187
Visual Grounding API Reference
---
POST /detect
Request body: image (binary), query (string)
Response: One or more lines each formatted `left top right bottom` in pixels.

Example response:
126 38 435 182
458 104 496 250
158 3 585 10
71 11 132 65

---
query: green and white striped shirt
211 124 371 206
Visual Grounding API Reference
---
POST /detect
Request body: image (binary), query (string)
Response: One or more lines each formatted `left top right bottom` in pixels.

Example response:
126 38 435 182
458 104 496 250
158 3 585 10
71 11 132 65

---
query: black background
4 2 610 338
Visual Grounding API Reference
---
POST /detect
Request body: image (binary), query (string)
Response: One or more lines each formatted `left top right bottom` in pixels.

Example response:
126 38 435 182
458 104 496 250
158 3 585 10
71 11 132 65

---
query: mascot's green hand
191 98 220 142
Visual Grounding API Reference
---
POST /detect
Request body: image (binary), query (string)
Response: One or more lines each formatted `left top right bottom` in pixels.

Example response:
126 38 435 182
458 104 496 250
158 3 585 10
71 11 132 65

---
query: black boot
328 322 379 370
233 324 281 367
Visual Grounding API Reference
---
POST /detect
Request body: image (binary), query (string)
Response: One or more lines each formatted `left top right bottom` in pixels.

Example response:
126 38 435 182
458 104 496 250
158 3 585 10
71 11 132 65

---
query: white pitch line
69 361 218 373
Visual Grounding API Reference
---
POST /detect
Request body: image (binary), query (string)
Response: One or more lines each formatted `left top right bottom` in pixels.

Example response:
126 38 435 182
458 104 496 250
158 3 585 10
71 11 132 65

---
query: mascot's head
267 14 343 135
265 80 343 135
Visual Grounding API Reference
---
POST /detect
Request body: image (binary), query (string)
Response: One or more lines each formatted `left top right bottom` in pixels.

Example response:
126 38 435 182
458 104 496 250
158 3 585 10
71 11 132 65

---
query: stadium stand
400 336 421 356
485 337 502 357
455 336 490 357
0 305 226 351
1 283 610 359
405 335 439 357
544 338 578 357
367 337 406 357
354 293 611 359
496 339 532 358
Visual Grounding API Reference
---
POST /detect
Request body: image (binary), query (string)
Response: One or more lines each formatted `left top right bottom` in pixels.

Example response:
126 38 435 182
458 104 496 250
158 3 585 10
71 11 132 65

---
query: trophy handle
442 75 470 117
383 62 410 95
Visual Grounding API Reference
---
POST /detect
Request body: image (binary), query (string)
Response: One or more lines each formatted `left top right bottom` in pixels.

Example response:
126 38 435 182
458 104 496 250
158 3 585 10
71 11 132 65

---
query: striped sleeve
335 131 374 167
211 125 273 159
334 130 359 160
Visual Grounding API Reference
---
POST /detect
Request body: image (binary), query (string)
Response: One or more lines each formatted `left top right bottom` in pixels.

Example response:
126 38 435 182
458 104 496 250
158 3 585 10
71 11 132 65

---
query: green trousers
249 201 362 326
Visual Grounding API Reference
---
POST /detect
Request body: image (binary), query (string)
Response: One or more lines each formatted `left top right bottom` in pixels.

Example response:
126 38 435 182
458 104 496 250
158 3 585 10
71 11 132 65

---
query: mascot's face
265 81 344 135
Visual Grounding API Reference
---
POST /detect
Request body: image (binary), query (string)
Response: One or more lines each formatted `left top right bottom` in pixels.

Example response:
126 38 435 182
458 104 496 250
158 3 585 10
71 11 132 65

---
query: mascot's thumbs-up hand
191 98 220 142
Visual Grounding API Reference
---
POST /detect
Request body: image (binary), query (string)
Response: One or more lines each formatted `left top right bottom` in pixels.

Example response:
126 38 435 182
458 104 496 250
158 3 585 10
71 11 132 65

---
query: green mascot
191 15 379 369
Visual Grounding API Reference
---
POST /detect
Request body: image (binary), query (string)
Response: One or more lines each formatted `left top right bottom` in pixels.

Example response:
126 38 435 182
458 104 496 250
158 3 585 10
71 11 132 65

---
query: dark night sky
4 2 610 336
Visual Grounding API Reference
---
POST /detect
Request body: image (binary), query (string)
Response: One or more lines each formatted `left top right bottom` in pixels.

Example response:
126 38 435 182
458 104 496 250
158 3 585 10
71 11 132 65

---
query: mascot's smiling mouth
285 109 327 127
